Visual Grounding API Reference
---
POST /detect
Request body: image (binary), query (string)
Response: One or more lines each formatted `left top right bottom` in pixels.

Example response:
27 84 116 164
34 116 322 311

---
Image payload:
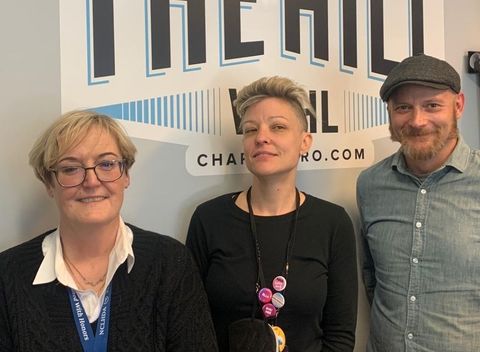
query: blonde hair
29 110 137 186
234 76 314 132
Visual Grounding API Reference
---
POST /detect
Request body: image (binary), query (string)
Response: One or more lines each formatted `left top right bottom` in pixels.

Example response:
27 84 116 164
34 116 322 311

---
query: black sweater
186 192 358 352
0 225 218 351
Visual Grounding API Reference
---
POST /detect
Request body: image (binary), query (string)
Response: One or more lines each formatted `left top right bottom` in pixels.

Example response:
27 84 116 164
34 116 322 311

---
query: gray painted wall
1 1 479 350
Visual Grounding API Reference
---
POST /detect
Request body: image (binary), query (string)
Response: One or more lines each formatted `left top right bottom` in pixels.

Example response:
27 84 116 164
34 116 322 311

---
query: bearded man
357 54 480 352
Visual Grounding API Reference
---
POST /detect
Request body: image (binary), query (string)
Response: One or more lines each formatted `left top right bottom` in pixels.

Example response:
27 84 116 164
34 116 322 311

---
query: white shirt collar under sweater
33 218 135 322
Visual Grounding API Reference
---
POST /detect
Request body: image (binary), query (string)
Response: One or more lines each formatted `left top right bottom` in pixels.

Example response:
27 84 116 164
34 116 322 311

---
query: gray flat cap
380 54 461 101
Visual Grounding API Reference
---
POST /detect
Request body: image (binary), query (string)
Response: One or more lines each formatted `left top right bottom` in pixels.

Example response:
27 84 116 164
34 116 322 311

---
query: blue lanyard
68 284 112 352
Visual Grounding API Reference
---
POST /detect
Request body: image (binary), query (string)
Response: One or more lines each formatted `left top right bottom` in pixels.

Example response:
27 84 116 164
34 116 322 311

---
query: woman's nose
82 167 102 187
255 126 271 144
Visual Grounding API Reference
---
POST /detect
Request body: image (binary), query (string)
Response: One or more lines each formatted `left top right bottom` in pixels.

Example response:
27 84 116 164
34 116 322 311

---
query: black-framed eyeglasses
50 159 126 188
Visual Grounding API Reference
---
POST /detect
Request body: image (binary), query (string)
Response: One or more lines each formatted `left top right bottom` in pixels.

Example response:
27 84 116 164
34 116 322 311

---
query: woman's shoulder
196 191 240 208
0 230 54 258
0 230 54 276
302 193 353 229
192 191 242 217
126 224 199 276
127 224 191 262
127 224 183 249
301 194 355 243
303 193 347 215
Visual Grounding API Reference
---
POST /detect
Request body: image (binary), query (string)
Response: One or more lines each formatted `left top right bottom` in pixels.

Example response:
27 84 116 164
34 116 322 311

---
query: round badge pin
272 275 287 291
258 288 273 304
272 292 285 308
271 325 287 352
262 303 277 318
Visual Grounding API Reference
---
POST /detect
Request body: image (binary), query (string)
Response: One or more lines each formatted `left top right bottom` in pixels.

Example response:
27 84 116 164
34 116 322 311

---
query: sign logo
60 0 445 175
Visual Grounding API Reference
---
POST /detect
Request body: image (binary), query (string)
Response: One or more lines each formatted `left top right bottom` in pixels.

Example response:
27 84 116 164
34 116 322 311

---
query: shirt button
407 332 414 340
416 222 422 228
410 295 416 302
412 258 419 264
420 189 427 194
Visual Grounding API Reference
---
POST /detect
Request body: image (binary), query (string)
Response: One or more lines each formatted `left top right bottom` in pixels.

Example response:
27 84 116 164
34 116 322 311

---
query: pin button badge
258 288 273 304
262 303 277 318
272 276 287 291
272 292 285 308
271 325 287 352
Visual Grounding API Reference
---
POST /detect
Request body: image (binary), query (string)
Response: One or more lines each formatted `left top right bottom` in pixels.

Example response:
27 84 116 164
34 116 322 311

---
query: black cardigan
0 224 218 351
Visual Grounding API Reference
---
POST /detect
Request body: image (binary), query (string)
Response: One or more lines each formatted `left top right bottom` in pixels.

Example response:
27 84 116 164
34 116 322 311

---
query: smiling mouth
406 134 434 142
78 196 107 203
253 151 276 158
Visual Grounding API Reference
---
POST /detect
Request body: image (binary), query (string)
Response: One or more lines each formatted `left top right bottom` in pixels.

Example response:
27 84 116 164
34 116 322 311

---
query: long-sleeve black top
186 192 358 352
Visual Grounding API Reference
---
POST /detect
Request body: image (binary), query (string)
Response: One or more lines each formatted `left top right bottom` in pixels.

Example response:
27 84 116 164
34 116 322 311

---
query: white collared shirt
33 218 135 322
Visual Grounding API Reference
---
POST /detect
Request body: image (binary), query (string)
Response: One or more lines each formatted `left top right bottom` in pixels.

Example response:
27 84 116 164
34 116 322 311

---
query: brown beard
390 122 458 161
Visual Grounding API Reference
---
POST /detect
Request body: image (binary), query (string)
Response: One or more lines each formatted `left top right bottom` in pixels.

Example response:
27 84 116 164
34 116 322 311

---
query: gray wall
1 1 479 351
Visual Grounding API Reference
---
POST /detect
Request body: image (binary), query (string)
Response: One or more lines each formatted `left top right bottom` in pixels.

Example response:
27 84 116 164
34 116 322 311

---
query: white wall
0 1 60 249
445 0 480 148
1 1 479 351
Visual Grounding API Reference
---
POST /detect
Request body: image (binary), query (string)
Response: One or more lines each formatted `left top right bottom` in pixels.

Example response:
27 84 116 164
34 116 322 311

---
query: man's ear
454 92 465 120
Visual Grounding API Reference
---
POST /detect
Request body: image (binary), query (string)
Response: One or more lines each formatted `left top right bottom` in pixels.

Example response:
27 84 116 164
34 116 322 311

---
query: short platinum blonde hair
234 76 314 132
29 110 137 186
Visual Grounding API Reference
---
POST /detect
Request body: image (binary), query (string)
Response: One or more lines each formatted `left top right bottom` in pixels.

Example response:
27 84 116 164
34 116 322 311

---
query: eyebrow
392 97 446 106
58 152 120 164
243 115 289 124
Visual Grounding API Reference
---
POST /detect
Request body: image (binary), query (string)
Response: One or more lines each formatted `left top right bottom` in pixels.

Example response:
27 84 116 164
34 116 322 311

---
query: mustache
399 126 436 138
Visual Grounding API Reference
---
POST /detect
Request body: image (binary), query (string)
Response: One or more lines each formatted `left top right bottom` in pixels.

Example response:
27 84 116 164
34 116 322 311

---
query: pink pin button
272 276 287 291
262 303 277 318
258 288 273 304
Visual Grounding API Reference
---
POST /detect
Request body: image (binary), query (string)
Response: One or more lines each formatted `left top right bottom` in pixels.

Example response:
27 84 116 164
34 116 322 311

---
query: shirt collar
33 218 135 286
391 135 470 174
444 136 471 172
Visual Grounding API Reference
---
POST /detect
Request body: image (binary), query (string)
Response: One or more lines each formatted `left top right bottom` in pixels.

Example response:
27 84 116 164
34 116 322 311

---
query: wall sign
60 0 445 175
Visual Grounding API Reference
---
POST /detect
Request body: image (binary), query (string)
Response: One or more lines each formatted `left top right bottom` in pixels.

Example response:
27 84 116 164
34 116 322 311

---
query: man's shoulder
358 153 397 185
467 146 480 164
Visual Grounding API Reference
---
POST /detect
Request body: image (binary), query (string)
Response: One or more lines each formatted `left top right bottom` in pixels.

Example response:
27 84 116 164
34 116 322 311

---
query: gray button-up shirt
357 136 480 352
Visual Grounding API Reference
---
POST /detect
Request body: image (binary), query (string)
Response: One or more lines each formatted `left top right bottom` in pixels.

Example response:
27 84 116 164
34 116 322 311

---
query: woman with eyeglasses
0 110 217 352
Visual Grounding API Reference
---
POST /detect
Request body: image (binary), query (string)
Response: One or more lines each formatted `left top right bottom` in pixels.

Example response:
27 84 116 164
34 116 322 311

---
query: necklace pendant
64 256 107 288
258 288 272 303
262 303 277 318
272 292 285 308
272 276 287 291
84 275 106 287
271 325 287 352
